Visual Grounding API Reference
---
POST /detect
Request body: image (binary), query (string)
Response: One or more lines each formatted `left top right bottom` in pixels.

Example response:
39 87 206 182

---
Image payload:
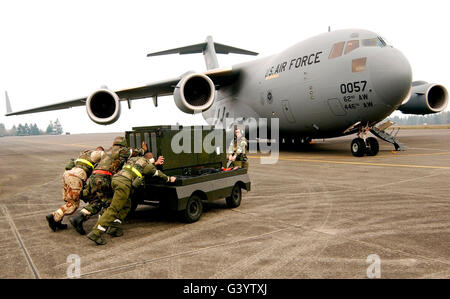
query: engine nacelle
398 81 448 115
173 73 215 114
86 89 121 125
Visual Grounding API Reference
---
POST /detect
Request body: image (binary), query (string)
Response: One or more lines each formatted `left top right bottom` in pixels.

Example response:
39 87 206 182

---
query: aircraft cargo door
281 100 296 123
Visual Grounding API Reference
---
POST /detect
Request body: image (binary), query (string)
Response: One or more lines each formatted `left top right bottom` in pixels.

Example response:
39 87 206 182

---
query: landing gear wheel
351 138 366 157
226 184 242 208
182 194 203 223
365 137 379 156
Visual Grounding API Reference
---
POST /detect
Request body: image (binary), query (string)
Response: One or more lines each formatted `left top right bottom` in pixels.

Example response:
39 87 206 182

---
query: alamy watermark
67 254 81 278
366 254 381 278
168 117 280 164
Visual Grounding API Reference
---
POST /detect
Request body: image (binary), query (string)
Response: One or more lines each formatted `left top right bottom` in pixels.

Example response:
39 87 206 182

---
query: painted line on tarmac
1 205 40 279
249 156 450 170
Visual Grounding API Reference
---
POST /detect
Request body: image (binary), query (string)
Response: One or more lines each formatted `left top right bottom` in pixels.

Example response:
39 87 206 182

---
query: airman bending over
87 152 175 245
69 136 149 235
46 146 105 232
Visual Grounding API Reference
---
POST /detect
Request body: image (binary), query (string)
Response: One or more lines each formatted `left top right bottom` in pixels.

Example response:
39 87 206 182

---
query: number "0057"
340 81 367 94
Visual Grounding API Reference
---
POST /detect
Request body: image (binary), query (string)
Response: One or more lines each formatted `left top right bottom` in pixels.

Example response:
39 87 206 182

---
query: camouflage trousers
91 175 132 234
81 197 112 219
80 173 113 219
53 167 87 222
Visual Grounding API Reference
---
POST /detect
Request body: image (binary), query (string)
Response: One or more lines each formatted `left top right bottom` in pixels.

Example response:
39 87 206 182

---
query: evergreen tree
17 124 25 136
54 119 63 135
31 123 40 135
10 125 17 136
0 123 7 136
46 121 54 134
24 124 31 136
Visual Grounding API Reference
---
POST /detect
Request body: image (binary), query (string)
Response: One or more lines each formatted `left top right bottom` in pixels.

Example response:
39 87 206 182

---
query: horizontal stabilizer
147 36 258 70
147 41 258 57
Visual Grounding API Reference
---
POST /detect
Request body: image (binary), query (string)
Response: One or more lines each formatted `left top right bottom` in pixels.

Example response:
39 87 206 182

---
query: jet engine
173 73 215 114
398 81 448 115
86 89 121 125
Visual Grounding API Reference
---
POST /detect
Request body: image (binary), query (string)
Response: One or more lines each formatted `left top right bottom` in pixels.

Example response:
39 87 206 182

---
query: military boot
56 222 68 230
87 230 107 245
46 214 58 232
70 213 87 235
107 226 124 237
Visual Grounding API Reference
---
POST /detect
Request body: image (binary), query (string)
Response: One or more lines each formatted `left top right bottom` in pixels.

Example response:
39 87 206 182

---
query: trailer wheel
226 184 242 208
182 194 203 223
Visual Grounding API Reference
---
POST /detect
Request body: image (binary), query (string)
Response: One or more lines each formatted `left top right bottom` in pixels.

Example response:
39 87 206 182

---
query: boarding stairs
370 121 406 151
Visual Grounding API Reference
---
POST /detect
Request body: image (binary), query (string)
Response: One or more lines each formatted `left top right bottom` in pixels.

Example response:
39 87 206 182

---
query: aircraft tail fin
5 91 12 114
147 36 258 70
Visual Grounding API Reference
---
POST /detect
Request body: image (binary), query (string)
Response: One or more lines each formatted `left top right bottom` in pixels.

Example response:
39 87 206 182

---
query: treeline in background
388 111 450 126
0 119 63 136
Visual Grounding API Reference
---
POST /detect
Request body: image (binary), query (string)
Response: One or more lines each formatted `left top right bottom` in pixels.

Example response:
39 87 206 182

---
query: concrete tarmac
0 130 449 278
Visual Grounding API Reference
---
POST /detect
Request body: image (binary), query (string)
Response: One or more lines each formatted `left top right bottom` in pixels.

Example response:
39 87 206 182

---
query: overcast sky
0 0 449 134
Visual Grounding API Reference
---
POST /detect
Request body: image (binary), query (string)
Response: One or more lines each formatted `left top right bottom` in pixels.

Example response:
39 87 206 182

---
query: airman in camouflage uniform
69 136 149 235
87 152 175 245
227 127 249 169
46 146 104 232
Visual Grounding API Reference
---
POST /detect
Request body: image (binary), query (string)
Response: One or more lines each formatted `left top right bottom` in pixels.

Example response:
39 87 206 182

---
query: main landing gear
350 126 379 157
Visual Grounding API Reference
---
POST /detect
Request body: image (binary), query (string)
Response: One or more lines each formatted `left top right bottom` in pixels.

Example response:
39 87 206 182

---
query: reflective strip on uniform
55 209 64 218
113 219 122 224
97 224 107 232
76 158 95 169
129 149 133 159
153 170 159 177
124 165 142 178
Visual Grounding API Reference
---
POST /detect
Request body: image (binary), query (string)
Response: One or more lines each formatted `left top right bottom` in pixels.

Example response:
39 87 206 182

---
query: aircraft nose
369 48 412 107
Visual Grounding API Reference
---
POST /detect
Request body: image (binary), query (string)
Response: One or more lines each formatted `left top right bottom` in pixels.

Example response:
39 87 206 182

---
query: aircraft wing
5 67 237 116
5 96 87 116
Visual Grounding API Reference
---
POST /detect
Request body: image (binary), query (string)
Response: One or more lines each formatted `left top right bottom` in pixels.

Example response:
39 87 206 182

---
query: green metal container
125 125 227 176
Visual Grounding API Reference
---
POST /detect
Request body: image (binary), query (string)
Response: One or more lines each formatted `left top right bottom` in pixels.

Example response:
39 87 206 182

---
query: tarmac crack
1 205 41 279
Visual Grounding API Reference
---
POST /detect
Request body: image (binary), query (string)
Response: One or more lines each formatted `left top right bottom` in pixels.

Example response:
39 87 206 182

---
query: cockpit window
362 37 386 47
329 41 345 59
345 40 359 54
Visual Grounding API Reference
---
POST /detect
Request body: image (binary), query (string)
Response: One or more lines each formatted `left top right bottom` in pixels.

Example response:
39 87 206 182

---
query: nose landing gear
350 125 379 157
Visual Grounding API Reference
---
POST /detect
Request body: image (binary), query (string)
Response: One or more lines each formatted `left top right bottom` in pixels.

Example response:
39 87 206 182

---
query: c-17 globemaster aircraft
5 29 449 156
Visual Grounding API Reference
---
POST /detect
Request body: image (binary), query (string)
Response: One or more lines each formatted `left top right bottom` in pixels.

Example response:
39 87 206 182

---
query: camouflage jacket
227 137 248 159
110 145 145 174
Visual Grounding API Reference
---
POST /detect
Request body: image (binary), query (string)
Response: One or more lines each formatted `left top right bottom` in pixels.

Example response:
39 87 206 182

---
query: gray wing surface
5 97 87 116
5 68 238 116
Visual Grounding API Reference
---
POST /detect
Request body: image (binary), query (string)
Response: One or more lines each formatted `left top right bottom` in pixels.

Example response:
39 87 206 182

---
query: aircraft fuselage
204 29 412 139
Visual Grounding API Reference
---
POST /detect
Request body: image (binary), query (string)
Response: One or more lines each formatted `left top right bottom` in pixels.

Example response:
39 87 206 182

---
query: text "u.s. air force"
265 51 323 79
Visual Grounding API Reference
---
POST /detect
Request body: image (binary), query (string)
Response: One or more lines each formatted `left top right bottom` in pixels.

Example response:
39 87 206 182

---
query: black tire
182 194 203 223
351 138 366 157
226 184 242 208
365 137 379 156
